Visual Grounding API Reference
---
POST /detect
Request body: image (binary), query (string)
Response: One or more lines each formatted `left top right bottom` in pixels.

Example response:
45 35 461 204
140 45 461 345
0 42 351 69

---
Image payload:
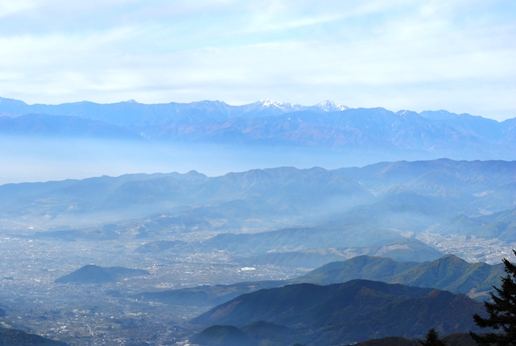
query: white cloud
0 0 515 120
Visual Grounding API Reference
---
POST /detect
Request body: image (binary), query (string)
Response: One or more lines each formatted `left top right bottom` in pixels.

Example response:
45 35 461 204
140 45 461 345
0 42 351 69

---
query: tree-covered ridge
191 280 485 345
294 254 504 299
135 254 503 308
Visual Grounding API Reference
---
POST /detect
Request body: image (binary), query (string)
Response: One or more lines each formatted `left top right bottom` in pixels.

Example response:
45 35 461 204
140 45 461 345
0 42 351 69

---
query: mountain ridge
134 253 502 308
190 279 485 345
1 97 514 159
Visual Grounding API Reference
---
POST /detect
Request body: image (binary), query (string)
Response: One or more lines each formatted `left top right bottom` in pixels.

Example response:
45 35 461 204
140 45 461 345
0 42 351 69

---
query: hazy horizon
2 96 513 123
1 1 515 121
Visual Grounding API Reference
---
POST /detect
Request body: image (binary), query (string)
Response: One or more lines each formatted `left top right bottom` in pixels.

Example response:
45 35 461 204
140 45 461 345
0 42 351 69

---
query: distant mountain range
0 113 142 140
190 279 485 345
3 159 516 270
436 207 516 242
1 97 515 159
54 265 149 284
2 159 515 229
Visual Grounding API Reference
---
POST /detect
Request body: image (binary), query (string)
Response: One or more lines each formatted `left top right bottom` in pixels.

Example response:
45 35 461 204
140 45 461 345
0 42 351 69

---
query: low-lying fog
0 136 441 184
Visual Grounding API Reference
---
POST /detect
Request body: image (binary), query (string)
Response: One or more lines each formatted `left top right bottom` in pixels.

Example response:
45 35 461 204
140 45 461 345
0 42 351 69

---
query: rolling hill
54 265 149 284
134 253 500 308
191 280 485 345
293 254 504 299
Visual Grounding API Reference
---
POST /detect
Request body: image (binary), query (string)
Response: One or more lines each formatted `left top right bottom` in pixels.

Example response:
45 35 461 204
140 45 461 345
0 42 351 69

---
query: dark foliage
192 280 484 344
356 336 420 345
419 328 446 345
471 250 516 345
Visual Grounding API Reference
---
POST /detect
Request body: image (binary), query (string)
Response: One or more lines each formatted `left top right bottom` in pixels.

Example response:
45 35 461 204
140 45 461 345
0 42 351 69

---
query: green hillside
134 253 498 308
294 254 504 298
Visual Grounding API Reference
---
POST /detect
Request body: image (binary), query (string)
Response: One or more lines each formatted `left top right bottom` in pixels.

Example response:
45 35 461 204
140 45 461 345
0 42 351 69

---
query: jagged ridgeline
1 97 515 160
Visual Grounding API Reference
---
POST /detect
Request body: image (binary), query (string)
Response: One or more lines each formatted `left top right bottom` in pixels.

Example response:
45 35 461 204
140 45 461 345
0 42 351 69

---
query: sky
0 0 515 120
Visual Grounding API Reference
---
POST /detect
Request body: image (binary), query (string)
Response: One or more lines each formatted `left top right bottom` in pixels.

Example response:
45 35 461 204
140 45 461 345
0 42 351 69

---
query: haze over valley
0 99 515 344
1 98 516 183
1 1 515 345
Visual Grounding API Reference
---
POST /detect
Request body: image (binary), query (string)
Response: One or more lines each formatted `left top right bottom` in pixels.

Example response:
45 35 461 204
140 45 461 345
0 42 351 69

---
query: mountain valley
0 100 515 345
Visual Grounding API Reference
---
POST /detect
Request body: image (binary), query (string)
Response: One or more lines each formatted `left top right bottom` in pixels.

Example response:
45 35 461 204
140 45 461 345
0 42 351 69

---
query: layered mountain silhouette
2 159 515 229
134 281 283 307
223 237 441 267
190 280 485 345
0 113 142 140
135 253 501 308
54 265 149 284
4 159 515 275
436 207 516 242
293 254 504 299
1 97 515 159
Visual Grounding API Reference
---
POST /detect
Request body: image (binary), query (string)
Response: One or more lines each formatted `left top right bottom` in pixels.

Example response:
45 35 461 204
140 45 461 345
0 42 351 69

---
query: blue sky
0 0 515 120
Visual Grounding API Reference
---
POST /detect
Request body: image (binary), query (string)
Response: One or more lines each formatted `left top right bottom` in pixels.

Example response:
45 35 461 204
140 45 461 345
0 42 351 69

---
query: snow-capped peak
245 99 348 114
256 99 305 111
315 100 348 112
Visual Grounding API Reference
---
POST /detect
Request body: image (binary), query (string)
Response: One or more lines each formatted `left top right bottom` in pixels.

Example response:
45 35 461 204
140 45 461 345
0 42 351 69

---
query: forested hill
190 280 485 345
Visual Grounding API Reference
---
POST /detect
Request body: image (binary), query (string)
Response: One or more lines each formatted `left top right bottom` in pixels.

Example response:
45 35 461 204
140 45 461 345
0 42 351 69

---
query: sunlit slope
293 254 503 298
